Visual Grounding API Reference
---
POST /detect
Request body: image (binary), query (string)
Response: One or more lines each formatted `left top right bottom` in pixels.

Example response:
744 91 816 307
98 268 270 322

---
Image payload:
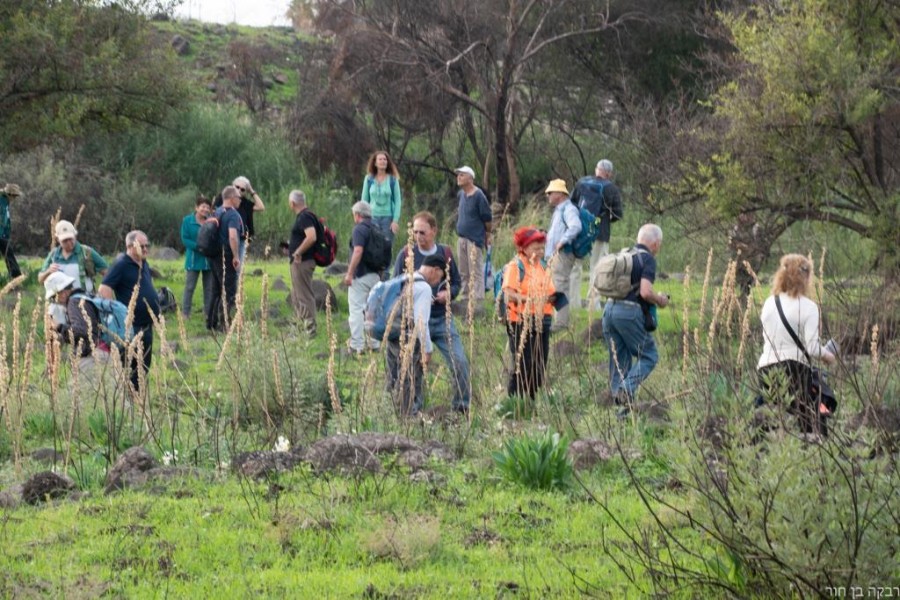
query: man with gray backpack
595 224 669 412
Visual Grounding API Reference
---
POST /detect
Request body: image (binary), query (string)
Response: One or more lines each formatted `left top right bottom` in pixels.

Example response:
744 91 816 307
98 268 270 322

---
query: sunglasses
236 186 247 192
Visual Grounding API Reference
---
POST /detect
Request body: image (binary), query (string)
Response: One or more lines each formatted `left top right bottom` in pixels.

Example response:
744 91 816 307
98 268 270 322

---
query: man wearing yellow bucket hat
544 179 580 332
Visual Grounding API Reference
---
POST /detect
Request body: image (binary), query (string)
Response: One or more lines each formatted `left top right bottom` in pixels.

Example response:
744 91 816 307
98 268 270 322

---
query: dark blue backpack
565 204 602 259
71 293 133 347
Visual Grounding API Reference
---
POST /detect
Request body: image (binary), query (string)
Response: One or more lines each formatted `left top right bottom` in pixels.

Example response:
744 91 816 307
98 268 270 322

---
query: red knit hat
513 226 547 250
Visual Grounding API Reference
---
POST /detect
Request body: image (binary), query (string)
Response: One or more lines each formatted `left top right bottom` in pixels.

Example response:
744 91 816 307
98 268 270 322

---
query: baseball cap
55 220 77 242
454 166 475 178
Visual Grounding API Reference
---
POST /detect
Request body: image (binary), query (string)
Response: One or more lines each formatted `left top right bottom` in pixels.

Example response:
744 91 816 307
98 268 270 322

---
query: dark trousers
506 316 551 400
386 339 424 415
119 325 153 392
759 360 825 435
0 237 21 279
207 251 238 330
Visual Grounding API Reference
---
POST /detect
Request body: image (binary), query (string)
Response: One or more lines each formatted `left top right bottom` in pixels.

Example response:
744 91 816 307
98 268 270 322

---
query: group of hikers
1 153 836 434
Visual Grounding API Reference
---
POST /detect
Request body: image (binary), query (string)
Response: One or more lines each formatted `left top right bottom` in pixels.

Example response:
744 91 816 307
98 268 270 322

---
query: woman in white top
757 254 836 434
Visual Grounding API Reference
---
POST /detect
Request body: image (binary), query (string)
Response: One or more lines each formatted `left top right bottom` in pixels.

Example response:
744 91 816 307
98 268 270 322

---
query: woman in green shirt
360 150 402 245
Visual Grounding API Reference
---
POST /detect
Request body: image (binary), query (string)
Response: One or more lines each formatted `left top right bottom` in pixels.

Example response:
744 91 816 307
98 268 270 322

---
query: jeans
183 269 214 318
428 315 470 409
507 316 552 400
550 251 576 328
386 338 423 415
372 216 395 247
457 237 485 301
602 300 658 399
290 258 317 335
348 272 381 351
0 237 21 279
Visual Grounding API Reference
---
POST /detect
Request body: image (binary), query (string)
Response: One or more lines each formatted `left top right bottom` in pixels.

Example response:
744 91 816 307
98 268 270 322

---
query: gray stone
581 319 604 345
116 466 205 492
22 471 76 505
30 448 64 465
304 433 454 474
271 277 289 291
323 262 348 276
153 246 181 261
0 484 23 509
273 73 288 84
568 439 642 471
105 447 158 494
312 279 337 312
251 268 264 276
207 83 218 93
170 35 191 56
231 449 306 479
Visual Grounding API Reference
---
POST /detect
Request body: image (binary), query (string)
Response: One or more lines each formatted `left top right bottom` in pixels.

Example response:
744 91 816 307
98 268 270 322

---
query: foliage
493 431 573 491
0 0 189 151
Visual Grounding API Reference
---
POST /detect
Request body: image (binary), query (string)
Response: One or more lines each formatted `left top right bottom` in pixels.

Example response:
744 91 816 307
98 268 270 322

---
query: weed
493 431 573 491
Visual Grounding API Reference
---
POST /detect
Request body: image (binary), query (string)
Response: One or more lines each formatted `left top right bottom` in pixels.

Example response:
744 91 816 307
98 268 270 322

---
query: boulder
312 279 337 312
568 439 642 471
581 319 604 345
231 449 306 479
0 484 23 509
273 73 288 85
324 262 348 276
30 448 64 465
153 246 181 261
115 466 205 493
22 471 76 505
303 433 453 474
170 35 191 56
271 276 289 292
105 447 158 494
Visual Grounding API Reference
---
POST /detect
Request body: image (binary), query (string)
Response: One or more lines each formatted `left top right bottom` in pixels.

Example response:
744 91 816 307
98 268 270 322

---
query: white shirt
545 200 581 260
757 293 827 369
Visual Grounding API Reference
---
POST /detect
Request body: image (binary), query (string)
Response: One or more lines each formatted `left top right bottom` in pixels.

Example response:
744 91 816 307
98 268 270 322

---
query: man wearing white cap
544 179 581 332
454 166 492 305
0 183 23 279
38 220 108 295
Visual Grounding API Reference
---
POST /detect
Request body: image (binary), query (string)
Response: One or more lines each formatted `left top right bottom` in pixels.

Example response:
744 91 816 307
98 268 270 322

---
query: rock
697 415 730 451
206 83 218 93
568 439 642 471
0 485 23 509
312 280 337 312
552 340 578 358
263 78 274 89
115 466 205 492
631 401 670 423
324 262 348 276
273 73 288 85
581 319 604 345
22 471 76 505
303 433 454 474
30 448 64 465
170 35 191 56
105 447 158 494
409 470 446 485
231 450 306 479
271 277 289 292
153 246 181 261
251 268 264 277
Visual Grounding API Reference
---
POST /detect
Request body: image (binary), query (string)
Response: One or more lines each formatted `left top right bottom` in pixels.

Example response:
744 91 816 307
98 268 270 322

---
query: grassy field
0 224 897 597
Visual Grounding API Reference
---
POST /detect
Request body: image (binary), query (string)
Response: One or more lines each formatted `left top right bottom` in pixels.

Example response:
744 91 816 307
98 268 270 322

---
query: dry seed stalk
870 324 879 373
325 292 341 414
736 293 754 365
698 248 714 330
682 266 691 382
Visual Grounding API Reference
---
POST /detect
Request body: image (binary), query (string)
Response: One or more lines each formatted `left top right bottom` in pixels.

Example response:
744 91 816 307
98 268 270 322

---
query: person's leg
471 243 485 302
568 260 582 310
506 323 521 397
201 269 214 320
603 303 628 395
296 259 318 335
0 237 22 278
387 339 422 415
348 272 380 351
430 317 470 410
222 252 239 324
457 238 472 301
182 269 199 317
550 252 576 329
588 241 609 309
613 304 657 398
207 254 226 330
533 317 552 395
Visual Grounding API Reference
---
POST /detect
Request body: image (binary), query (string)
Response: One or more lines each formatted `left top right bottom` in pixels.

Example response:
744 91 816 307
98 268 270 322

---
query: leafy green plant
492 431 573 491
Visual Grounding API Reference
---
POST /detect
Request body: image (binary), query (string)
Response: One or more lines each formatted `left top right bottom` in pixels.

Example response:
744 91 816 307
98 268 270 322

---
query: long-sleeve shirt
361 175 402 223
408 274 434 354
757 293 828 369
180 213 210 271
545 199 581 260
392 243 461 322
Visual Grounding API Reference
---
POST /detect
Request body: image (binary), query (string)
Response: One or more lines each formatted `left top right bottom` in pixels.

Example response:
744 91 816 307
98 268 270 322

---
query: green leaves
492 431 573 491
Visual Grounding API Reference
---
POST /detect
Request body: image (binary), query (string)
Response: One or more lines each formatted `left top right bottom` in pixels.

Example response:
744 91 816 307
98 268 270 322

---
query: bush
493 431 573 491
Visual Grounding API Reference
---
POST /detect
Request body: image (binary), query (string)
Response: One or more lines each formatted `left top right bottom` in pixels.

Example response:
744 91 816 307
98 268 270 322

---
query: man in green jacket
0 183 22 280
180 195 213 318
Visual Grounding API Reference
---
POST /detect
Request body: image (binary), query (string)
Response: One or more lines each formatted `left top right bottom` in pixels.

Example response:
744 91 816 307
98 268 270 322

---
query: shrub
493 431 573 491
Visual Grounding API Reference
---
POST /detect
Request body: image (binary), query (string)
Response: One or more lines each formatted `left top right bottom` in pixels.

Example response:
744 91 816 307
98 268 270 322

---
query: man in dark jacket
570 159 623 308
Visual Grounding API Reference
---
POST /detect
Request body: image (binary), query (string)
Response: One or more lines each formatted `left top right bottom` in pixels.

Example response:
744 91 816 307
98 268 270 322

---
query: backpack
307 210 337 267
196 219 221 258
71 293 133 347
564 203 602 259
493 258 526 322
361 220 392 272
158 286 177 314
591 248 648 300
364 273 420 342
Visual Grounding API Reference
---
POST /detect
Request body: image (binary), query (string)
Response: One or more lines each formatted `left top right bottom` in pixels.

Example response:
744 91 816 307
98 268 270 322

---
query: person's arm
390 177 402 234
392 248 407 278
479 194 493 247
343 245 364 286
247 184 265 212
639 279 668 308
447 248 461 301
801 301 836 364
294 226 316 261
555 204 582 251
411 279 434 357
98 284 115 300
91 249 109 275
361 177 371 203
181 217 197 250
37 253 56 283
229 226 240 269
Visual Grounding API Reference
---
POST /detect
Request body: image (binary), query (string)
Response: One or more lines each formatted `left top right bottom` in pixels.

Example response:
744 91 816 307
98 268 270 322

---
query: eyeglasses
139 243 150 250
413 230 429 235
236 186 246 192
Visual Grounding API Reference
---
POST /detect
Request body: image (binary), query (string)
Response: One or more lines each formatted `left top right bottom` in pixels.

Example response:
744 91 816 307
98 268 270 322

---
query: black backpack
361 221 392 271
196 219 221 258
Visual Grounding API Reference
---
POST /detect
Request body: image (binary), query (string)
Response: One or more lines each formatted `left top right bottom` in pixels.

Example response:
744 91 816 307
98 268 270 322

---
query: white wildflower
273 435 291 453
162 450 179 466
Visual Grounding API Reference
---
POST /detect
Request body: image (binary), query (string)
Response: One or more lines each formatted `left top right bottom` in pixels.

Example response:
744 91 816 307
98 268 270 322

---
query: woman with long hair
502 226 557 401
757 254 836 434
360 150 402 244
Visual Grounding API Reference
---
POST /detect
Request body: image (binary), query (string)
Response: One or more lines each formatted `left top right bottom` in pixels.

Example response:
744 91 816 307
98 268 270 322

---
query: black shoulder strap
774 295 811 363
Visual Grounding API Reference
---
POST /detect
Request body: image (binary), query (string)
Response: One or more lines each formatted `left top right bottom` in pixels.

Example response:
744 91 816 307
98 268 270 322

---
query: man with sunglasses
99 230 160 393
392 211 470 414
214 176 265 266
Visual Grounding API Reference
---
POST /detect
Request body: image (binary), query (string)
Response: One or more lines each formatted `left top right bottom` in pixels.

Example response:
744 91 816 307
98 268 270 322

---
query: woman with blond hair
757 253 836 434
502 226 559 400
360 150 402 244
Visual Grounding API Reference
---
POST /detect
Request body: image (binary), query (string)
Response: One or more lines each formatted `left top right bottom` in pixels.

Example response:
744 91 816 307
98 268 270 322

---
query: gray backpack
592 248 647 300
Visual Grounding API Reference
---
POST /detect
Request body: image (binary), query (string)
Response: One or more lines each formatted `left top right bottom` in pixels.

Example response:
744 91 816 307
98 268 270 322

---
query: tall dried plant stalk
72 204 86 229
0 274 26 299
721 259 738 337
682 266 691 382
736 293 754 366
870 324 880 373
325 292 341 414
176 308 189 355
698 248 714 330
259 273 270 341
706 288 722 356
817 247 827 303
